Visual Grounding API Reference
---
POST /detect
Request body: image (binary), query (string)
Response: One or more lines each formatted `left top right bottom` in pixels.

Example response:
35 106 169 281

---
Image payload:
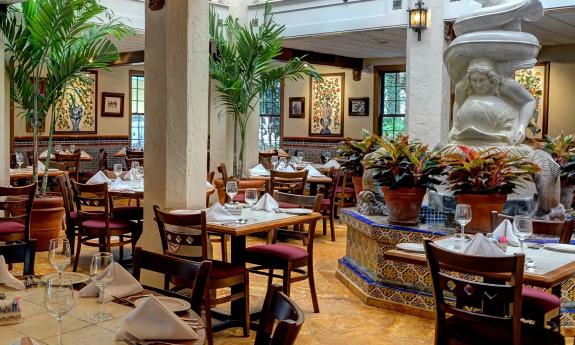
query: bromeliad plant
542 133 575 185
336 129 383 177
364 134 443 190
443 146 540 195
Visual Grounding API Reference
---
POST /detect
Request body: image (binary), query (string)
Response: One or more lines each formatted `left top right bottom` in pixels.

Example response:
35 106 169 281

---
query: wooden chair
270 170 308 195
71 182 137 271
0 184 37 275
335 171 356 213
125 149 144 168
57 174 80 256
245 192 321 313
320 168 341 242
254 284 305 345
153 206 250 345
98 148 109 171
206 170 227 262
132 247 212 317
490 212 574 244
54 151 81 181
206 171 215 208
424 239 564 345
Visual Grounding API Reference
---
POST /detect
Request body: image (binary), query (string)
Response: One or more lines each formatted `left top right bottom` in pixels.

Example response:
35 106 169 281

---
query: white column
141 0 209 255
405 0 451 147
0 35 8 187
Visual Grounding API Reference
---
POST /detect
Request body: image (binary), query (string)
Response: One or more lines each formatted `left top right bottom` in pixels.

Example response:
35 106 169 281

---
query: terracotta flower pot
352 176 363 200
455 193 507 234
213 178 266 204
30 194 64 251
382 186 426 225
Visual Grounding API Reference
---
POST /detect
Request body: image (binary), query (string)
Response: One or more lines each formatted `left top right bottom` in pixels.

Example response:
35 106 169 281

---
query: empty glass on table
113 163 123 180
54 144 62 153
90 252 115 322
45 279 74 345
131 161 139 170
271 156 279 170
245 188 258 219
513 215 535 268
69 144 76 153
454 204 472 252
226 181 238 205
15 152 25 171
279 157 287 170
48 238 71 281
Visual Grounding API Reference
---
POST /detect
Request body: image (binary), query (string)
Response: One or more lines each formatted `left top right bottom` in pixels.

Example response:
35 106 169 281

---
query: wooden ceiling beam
111 50 145 66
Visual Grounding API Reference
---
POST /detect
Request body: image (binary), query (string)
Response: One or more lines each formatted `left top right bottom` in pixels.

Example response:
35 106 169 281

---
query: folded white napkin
79 262 143 302
115 296 198 341
80 150 90 159
37 160 46 172
38 150 55 159
279 165 295 172
464 233 506 257
86 170 111 185
250 164 269 176
10 337 42 345
206 180 214 189
304 164 324 177
116 147 127 156
206 203 238 223
109 178 131 191
64 150 72 154
0 256 25 290
253 193 279 212
491 219 521 247
322 159 340 168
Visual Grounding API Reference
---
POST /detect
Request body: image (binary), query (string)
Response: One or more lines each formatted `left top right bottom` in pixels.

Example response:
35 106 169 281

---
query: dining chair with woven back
270 170 308 195
153 205 250 345
0 184 37 275
244 192 322 313
57 174 80 256
424 239 564 345
55 151 81 181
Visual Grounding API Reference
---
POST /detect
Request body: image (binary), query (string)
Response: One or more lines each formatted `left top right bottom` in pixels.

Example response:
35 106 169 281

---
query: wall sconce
407 0 428 41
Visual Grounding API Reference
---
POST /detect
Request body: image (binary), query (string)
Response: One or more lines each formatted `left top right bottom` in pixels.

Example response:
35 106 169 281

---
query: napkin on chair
253 193 279 212
38 150 55 159
37 160 46 172
304 164 324 177
322 159 340 169
10 337 42 345
109 178 131 191
86 171 111 185
249 164 269 176
464 233 506 257
116 146 127 156
0 256 25 290
206 203 238 223
491 219 521 247
79 262 143 302
115 296 198 341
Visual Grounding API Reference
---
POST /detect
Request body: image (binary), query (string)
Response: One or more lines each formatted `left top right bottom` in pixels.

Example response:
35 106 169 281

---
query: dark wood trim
309 73 345 137
14 135 129 141
373 65 406 136
280 81 285 147
540 61 550 137
277 48 363 71
129 70 145 148
112 51 145 66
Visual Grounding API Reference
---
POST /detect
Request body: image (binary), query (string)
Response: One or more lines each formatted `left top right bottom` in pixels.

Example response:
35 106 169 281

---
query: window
130 72 145 149
379 70 406 136
259 80 281 151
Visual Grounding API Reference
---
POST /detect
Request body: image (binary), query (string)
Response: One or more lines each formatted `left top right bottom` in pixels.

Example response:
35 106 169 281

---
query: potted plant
1 0 131 250
443 146 540 233
209 3 319 177
364 134 442 225
542 134 575 210
336 129 383 198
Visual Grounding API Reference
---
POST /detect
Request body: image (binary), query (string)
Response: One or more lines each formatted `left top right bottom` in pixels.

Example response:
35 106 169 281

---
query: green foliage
364 134 443 190
209 2 319 176
335 129 383 176
443 146 540 195
542 133 575 184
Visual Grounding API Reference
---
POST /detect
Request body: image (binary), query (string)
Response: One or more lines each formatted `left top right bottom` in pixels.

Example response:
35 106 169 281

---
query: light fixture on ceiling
407 0 428 41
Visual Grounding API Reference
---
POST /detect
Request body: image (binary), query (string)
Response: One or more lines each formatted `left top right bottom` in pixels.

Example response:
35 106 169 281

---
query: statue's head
464 58 502 96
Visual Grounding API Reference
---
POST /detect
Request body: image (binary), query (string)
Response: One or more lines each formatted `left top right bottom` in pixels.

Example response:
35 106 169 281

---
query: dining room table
9 168 67 185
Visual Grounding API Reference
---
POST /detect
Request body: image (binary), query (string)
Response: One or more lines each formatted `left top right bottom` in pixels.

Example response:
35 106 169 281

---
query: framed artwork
289 97 305 118
55 70 98 134
101 92 124 117
515 62 549 140
348 97 369 116
309 73 345 137
22 77 47 133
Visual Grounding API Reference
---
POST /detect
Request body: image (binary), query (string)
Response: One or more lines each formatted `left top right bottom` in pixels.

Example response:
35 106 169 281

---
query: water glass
297 151 304 163
113 163 123 180
15 152 25 171
226 181 238 205
131 161 139 170
271 156 279 170
69 144 76 153
513 215 534 254
54 144 62 153
45 279 74 345
454 204 472 251
245 188 258 206
136 166 144 189
48 238 71 281
279 157 287 170
90 252 115 322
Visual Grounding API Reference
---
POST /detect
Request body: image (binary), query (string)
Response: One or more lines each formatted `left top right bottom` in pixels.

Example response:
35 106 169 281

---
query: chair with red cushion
245 192 321 313
0 184 37 275
320 168 341 242
72 181 136 271
335 172 356 212
57 174 81 256
153 205 250 345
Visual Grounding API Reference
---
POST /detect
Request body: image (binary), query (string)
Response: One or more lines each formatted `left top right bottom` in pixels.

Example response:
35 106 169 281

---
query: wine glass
113 163 123 180
90 252 115 322
245 188 258 219
45 279 74 345
271 156 279 170
513 216 535 267
54 144 62 153
324 151 332 161
15 152 25 171
454 204 472 252
69 144 76 153
48 238 71 281
297 151 304 164
279 157 287 170
136 166 144 189
226 181 238 205
130 161 139 170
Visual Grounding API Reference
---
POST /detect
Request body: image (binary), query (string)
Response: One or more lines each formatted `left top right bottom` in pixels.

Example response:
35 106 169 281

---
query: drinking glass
454 204 472 252
271 156 279 170
513 215 535 268
245 188 258 207
48 238 71 281
136 166 144 189
324 152 332 161
45 279 74 345
279 157 287 170
54 144 62 153
297 151 304 164
90 252 115 322
226 181 238 205
15 152 25 171
113 163 123 180
69 144 76 153
130 161 139 170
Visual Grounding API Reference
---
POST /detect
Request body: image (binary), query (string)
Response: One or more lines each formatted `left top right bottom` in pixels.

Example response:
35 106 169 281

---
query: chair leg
204 293 214 345
329 214 336 242
267 268 274 287
220 235 228 263
322 216 327 236
242 272 250 337
282 267 291 296
119 235 124 260
308 265 320 313
73 237 82 272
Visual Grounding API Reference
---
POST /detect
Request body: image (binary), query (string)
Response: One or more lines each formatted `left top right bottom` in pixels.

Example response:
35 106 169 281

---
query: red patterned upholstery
112 206 144 220
277 201 299 209
245 244 308 263
522 286 561 313
0 221 24 234
82 219 134 230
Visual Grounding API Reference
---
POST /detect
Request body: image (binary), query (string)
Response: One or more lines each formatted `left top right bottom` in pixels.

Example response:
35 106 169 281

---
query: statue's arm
453 81 466 118
501 79 536 144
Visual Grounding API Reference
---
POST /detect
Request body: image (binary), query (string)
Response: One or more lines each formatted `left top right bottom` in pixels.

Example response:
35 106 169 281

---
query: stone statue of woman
449 58 535 145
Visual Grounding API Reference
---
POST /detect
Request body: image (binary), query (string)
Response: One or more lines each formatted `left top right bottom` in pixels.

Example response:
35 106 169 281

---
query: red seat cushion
82 219 134 230
233 194 245 202
277 201 299 209
69 211 79 220
245 244 308 263
0 221 24 234
112 206 144 220
321 198 332 207
522 286 561 313
335 186 355 194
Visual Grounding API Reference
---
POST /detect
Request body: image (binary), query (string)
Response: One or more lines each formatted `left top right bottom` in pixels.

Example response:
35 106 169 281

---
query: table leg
309 183 318 196
230 235 246 321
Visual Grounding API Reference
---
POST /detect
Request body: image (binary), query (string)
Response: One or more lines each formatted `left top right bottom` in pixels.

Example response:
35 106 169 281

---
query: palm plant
210 3 319 177
1 0 132 195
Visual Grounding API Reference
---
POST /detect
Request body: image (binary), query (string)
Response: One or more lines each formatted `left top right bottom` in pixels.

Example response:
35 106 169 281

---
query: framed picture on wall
309 73 345 137
101 92 124 117
289 97 305 118
515 62 550 140
55 70 98 134
348 97 369 116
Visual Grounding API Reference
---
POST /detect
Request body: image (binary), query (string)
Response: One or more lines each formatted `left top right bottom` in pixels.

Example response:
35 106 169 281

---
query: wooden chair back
324 168 342 208
72 181 109 224
490 211 574 244
424 239 524 345
125 149 144 159
337 171 356 209
56 174 76 221
254 284 305 345
217 163 229 185
26 151 34 166
0 184 36 241
132 247 212 316
55 152 81 181
99 148 109 171
153 205 209 261
271 191 321 248
207 171 215 184
270 170 308 195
